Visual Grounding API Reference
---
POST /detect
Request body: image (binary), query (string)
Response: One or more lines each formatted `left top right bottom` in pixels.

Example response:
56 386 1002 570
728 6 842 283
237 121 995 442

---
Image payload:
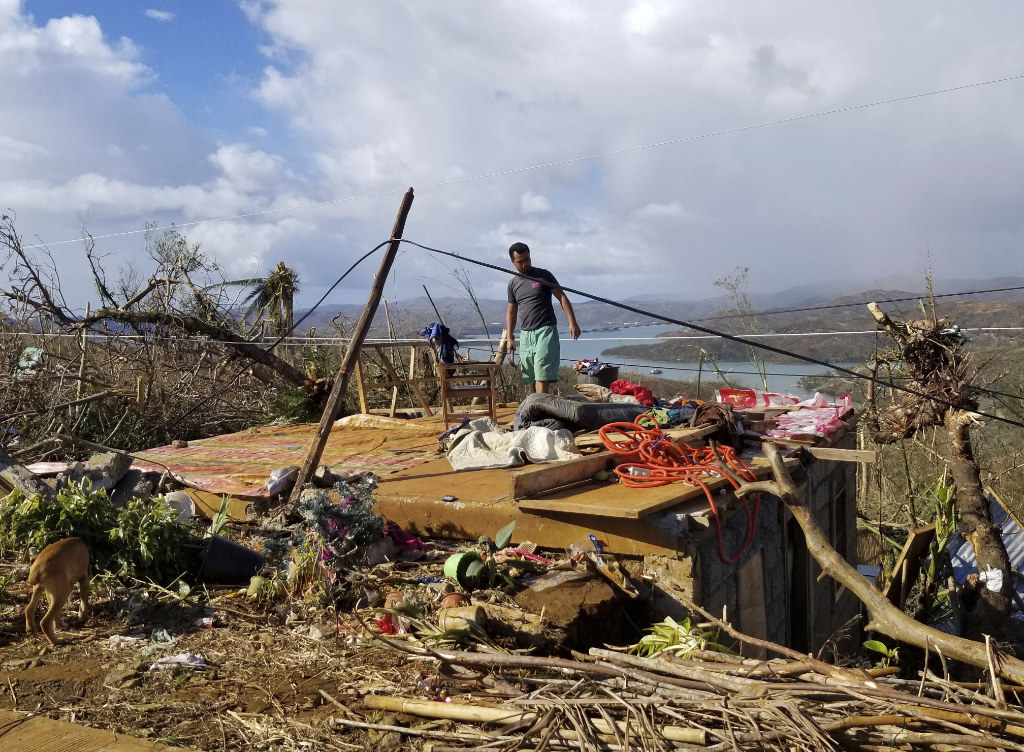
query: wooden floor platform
0 710 204 752
373 406 788 556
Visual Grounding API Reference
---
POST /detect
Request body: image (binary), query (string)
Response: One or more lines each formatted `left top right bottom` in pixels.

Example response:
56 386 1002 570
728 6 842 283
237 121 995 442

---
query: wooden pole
423 284 444 326
286 188 415 507
76 302 89 412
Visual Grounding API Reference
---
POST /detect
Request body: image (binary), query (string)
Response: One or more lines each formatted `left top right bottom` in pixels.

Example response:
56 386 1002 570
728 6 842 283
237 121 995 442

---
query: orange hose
601 421 762 563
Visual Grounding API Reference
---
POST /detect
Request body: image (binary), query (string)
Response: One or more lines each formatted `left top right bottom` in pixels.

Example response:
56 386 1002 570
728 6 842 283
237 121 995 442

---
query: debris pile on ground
353 643 1024 751
3 399 1024 751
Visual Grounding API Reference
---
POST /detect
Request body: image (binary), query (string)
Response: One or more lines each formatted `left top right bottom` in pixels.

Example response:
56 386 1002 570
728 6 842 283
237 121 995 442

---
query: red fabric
385 519 428 550
609 379 656 407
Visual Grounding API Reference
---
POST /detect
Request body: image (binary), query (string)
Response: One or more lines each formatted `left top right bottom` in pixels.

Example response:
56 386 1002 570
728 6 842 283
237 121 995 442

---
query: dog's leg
77 575 90 622
39 581 71 646
24 584 43 635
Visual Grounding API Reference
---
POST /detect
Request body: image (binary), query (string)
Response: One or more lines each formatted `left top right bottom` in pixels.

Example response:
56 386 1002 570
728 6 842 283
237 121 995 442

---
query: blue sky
3 2 1024 316
26 2 268 128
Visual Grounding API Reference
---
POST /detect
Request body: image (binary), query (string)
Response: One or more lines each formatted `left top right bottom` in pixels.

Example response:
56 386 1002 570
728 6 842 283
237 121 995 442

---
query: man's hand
505 336 516 353
569 322 581 340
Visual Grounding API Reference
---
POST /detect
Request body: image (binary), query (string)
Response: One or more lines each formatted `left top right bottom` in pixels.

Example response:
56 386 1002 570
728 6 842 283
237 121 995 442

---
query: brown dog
24 537 90 645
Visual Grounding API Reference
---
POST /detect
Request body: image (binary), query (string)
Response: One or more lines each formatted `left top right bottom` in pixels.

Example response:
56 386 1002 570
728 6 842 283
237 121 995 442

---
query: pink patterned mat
130 421 440 498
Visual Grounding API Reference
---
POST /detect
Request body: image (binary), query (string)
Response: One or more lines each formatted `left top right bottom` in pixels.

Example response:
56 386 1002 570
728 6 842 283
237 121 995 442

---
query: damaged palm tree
865 302 1011 642
0 215 326 457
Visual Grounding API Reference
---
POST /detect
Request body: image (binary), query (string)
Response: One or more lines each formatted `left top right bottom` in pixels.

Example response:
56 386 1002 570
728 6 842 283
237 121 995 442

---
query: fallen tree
0 215 324 458
721 440 1024 686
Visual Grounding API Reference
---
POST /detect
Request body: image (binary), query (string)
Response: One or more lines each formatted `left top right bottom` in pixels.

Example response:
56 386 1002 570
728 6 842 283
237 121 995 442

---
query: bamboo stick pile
339 645 1024 751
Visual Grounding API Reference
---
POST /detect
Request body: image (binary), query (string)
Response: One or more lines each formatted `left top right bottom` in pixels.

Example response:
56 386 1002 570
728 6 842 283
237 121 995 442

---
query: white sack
447 425 581 471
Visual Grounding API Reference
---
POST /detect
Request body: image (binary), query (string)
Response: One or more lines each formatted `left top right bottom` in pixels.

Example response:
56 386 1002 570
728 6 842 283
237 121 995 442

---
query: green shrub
0 482 202 584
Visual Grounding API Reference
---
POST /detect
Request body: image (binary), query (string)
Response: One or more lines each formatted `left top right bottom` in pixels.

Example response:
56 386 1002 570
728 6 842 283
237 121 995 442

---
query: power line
23 72 1024 251
7 323 1024 346
404 238 1024 430
697 285 1024 323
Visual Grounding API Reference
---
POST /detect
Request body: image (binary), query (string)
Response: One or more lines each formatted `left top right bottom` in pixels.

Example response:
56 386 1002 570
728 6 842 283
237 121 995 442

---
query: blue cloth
419 322 459 364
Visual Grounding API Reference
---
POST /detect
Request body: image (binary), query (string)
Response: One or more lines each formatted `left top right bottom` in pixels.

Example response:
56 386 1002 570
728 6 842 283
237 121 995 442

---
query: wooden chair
436 358 499 425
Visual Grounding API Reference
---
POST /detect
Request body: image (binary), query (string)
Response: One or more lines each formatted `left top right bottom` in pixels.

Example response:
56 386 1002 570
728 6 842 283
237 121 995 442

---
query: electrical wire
692 285 1024 323
402 238 1024 430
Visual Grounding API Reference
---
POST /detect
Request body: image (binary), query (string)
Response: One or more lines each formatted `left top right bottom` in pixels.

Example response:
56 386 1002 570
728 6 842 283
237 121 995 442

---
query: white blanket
446 425 581 471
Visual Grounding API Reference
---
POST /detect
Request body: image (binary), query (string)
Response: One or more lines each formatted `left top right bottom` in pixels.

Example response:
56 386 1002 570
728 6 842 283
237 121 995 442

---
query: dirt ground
0 536 634 752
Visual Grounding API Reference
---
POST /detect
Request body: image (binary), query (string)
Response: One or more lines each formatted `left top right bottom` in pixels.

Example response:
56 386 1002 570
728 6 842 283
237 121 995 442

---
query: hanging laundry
419 322 459 364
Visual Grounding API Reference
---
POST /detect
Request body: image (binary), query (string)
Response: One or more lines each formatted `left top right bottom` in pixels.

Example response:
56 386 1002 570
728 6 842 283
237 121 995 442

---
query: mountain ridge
295 276 1024 338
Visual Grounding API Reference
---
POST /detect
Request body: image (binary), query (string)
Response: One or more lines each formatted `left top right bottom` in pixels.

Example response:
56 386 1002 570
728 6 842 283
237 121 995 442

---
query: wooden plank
881 523 936 609
510 451 619 499
0 709 204 752
807 447 876 463
737 550 768 658
572 423 718 450
354 359 369 415
517 456 789 519
518 479 712 519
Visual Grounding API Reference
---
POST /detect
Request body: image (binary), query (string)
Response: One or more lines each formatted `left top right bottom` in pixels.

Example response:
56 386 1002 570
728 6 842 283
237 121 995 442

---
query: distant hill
294 276 1024 342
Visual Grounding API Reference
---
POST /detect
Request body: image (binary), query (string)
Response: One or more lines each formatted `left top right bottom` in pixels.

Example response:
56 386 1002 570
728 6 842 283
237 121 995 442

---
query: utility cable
10 322 1024 345
694 285 1024 323
403 238 1024 430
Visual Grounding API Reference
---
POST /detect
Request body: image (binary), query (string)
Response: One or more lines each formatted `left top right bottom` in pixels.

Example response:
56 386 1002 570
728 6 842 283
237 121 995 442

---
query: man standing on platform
505 242 581 394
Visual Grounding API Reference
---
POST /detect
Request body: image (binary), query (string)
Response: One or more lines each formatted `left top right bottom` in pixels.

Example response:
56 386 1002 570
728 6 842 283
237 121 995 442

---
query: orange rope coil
602 420 762 563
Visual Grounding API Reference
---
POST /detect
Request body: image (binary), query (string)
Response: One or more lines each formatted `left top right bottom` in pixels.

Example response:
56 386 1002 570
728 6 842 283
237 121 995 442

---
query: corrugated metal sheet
933 491 1024 635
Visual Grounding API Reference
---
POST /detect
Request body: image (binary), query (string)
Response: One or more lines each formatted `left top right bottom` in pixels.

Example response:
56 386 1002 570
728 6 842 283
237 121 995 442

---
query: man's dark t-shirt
507 267 561 331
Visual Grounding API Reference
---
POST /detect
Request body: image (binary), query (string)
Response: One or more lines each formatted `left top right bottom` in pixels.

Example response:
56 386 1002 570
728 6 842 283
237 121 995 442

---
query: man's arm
505 302 518 353
553 289 581 340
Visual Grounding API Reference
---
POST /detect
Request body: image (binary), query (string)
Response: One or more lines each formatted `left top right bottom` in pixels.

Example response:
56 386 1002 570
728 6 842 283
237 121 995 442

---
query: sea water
559 324 853 399
460 323 857 399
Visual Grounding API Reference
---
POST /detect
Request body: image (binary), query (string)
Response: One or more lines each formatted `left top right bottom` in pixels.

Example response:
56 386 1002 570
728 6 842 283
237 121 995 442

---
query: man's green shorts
520 325 560 383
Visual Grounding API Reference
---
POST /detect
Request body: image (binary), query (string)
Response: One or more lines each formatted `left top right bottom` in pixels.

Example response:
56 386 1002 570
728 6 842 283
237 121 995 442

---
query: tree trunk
730 443 1024 684
945 410 1012 639
85 309 308 388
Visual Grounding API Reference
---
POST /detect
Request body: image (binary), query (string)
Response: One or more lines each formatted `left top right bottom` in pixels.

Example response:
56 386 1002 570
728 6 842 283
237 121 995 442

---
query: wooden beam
287 188 415 506
573 423 718 450
807 447 876 463
354 359 369 414
510 451 619 499
881 523 936 609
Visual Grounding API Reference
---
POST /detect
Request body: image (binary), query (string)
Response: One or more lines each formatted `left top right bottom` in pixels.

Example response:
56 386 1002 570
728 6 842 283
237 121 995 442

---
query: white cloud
8 14 149 82
631 202 689 221
208 144 287 194
3 1 1024 312
520 191 552 215
145 10 175 23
